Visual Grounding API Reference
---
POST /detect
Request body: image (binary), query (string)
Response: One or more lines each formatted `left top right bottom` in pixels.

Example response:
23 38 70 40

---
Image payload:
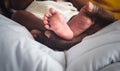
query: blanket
26 1 79 22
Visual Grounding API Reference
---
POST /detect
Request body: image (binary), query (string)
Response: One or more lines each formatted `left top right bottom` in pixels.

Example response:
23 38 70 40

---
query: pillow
66 20 120 71
0 14 65 71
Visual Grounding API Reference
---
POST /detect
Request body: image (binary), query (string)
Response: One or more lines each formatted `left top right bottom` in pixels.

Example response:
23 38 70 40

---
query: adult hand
35 30 87 51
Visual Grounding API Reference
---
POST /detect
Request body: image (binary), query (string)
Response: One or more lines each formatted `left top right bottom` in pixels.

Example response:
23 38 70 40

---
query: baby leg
68 2 115 37
68 2 94 37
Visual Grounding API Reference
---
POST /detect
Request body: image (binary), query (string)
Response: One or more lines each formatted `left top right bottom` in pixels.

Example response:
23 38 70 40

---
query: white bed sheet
0 14 65 71
100 63 120 71
66 20 120 71
1 14 120 71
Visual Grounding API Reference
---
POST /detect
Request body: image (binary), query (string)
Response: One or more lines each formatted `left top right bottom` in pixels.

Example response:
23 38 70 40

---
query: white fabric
1 14 120 71
0 14 65 71
26 1 79 22
100 63 120 71
66 20 120 71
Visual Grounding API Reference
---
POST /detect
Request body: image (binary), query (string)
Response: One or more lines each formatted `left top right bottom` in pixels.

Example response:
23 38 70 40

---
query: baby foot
43 8 73 40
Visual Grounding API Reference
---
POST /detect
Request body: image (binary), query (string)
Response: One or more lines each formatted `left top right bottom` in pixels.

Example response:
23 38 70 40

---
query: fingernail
44 31 51 38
